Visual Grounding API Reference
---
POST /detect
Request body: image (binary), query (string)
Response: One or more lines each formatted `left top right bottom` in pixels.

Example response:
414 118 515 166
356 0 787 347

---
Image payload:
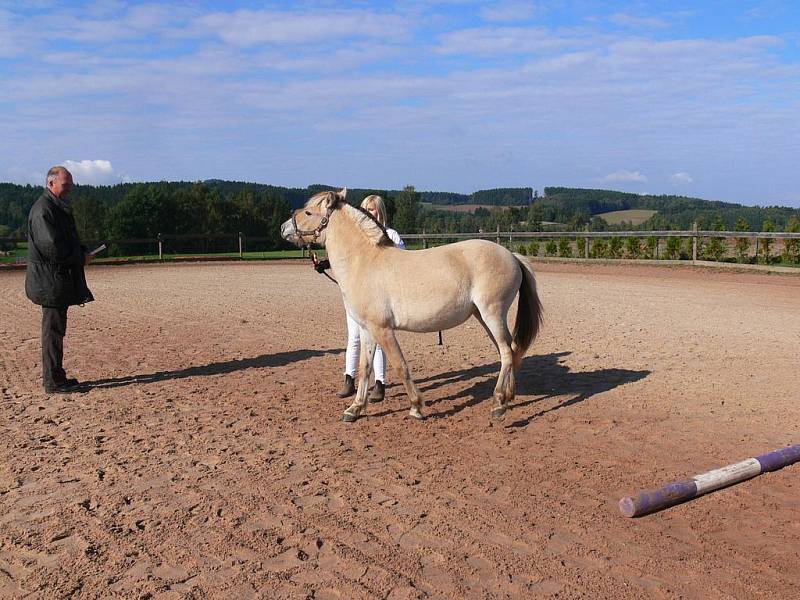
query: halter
291 202 336 247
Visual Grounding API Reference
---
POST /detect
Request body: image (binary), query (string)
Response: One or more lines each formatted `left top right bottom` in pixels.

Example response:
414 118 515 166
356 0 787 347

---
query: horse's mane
306 191 394 247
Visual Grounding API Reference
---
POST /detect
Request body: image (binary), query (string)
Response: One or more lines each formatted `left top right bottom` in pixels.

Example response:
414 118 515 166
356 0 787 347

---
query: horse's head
281 188 347 247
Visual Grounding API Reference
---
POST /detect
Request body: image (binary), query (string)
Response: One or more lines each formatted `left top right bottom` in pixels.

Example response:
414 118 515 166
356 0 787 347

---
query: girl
316 194 405 401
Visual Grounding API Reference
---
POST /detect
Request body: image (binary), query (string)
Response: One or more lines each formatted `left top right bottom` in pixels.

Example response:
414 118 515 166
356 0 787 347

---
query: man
25 166 94 393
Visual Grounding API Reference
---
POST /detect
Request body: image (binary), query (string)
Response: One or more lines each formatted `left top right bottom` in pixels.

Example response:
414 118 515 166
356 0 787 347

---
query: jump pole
619 443 800 518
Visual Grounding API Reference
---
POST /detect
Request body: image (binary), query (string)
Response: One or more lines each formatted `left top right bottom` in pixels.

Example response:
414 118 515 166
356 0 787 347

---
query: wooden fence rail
3 227 799 267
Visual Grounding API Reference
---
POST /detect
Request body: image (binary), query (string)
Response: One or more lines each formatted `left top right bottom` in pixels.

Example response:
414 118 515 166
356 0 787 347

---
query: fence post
496 224 501 245
158 233 163 261
584 226 590 258
692 222 698 262
423 229 428 249
238 232 243 258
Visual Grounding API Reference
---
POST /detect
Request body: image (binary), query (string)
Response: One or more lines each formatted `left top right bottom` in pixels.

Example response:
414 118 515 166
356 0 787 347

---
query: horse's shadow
374 351 649 427
80 348 344 389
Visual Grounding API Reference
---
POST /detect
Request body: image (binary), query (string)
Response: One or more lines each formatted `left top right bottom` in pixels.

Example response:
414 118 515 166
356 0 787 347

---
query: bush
527 240 540 256
735 237 751 263
782 217 799 264
558 237 573 258
544 239 557 256
0 225 15 252
590 238 608 258
665 237 681 260
575 237 586 258
608 236 623 259
758 219 775 263
704 237 727 262
517 244 528 255
681 237 693 260
626 237 642 259
643 236 658 259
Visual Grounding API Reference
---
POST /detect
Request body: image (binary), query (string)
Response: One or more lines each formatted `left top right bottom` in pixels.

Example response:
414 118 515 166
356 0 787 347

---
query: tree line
541 187 800 231
2 181 800 255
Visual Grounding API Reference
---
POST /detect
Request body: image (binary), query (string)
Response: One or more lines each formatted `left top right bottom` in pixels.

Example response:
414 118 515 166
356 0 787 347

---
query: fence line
403 229 800 241
2 227 799 268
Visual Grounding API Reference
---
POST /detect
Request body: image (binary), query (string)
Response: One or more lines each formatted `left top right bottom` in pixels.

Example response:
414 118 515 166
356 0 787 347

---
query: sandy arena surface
1 260 799 599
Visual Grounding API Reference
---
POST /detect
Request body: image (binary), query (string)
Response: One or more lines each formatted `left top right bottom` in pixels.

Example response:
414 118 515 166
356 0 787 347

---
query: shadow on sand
373 351 649 427
80 348 344 390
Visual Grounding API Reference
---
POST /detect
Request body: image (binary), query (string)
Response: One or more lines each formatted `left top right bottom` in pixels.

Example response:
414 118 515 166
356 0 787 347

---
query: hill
2 181 799 244
541 187 800 230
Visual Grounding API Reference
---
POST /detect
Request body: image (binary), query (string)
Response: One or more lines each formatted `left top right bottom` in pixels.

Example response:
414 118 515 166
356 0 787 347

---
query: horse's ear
336 188 347 203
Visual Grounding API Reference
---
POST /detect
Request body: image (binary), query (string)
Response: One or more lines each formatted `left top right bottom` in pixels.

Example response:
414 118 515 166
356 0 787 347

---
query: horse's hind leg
476 304 515 418
372 328 425 420
342 328 376 422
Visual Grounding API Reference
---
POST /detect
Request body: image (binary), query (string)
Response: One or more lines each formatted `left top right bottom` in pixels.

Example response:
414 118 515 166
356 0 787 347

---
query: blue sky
1 1 799 207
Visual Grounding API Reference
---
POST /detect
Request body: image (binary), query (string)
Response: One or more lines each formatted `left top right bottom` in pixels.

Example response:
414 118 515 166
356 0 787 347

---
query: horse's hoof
490 406 507 419
342 412 359 423
408 408 425 420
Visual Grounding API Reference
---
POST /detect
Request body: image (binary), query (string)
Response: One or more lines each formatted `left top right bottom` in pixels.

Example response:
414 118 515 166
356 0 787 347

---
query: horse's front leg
372 328 425 420
342 327 376 422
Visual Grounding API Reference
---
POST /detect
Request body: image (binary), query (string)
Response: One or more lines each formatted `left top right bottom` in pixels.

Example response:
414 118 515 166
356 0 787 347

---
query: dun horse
281 189 543 422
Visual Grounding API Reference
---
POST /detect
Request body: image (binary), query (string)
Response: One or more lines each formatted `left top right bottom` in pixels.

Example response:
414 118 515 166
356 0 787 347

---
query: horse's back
376 239 521 332
412 238 517 270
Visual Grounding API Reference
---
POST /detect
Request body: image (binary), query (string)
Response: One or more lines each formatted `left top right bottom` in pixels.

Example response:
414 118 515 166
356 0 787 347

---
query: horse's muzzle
280 219 298 243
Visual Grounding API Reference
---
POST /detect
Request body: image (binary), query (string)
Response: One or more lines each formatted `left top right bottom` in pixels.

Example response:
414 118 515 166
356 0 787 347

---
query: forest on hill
2 181 799 252
541 187 800 231
0 181 533 245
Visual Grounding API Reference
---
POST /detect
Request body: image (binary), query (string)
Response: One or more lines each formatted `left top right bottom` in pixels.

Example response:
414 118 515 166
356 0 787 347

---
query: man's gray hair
46 166 67 186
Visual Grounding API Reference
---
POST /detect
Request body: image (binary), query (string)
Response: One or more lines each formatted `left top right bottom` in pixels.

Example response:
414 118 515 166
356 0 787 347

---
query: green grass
595 209 657 226
97 249 310 262
1 247 312 264
0 244 27 263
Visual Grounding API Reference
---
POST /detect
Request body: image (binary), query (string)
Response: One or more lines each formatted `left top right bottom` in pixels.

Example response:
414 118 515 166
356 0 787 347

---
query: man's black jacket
25 190 94 307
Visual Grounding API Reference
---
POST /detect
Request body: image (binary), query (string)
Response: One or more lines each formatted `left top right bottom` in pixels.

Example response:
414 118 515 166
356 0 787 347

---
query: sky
1 1 799 207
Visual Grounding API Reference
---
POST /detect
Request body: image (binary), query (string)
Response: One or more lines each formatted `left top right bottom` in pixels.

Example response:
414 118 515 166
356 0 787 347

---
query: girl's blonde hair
361 195 387 226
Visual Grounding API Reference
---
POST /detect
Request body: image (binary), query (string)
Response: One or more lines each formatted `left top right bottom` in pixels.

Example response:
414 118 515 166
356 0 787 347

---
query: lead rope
310 250 338 285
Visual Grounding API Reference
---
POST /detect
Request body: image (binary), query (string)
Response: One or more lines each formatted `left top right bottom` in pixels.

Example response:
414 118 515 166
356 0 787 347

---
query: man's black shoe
44 381 80 394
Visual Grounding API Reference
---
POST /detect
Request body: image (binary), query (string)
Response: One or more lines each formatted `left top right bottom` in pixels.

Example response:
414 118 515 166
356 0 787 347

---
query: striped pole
619 444 800 518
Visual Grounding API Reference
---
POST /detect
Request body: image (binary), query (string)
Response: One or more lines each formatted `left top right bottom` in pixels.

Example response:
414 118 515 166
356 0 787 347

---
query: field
595 209 658 226
1 261 799 598
421 203 526 214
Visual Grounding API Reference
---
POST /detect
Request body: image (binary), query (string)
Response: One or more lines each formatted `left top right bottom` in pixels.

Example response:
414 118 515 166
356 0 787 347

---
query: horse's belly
392 300 473 333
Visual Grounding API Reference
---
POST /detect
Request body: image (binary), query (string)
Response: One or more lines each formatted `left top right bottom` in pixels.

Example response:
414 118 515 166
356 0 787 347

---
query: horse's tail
512 254 543 370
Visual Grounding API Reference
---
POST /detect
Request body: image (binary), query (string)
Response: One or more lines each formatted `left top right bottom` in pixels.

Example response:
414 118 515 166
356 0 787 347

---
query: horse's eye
305 211 312 216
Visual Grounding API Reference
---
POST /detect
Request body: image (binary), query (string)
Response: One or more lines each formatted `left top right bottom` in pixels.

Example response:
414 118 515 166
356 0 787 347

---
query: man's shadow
376 351 649 427
80 348 344 389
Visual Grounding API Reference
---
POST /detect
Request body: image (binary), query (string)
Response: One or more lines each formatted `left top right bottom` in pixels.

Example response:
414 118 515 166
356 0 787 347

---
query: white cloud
480 2 541 23
438 26 578 56
63 159 116 185
671 172 694 184
602 170 647 183
607 13 669 29
191 9 410 47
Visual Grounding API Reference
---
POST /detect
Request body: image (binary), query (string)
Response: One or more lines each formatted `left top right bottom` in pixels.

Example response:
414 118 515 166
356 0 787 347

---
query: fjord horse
281 189 542 422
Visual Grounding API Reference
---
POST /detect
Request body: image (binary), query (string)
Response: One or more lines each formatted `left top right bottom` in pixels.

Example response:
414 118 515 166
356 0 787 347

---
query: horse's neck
326 212 377 290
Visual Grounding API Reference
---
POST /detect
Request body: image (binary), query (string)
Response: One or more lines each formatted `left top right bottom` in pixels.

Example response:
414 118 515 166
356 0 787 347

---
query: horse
281 188 543 422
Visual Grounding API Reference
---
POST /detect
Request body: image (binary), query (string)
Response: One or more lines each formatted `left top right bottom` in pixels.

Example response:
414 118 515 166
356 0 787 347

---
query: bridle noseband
291 203 336 248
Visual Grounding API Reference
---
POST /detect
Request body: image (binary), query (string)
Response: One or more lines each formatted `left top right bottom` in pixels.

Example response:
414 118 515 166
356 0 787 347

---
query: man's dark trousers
42 306 68 388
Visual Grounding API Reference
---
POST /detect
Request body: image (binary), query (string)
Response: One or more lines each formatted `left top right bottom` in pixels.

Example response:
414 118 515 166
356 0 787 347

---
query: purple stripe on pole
618 479 696 518
755 444 800 473
620 443 800 518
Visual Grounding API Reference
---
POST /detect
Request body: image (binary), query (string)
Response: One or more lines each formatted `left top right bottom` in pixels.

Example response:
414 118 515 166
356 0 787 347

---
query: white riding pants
344 311 386 383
